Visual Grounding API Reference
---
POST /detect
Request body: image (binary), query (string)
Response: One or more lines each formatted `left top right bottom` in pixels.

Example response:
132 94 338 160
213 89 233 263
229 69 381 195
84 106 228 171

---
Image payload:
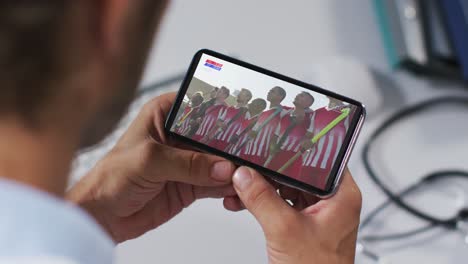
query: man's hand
269 143 280 157
248 130 258 139
217 121 227 130
67 92 236 242
224 167 362 264
300 138 314 151
228 135 239 144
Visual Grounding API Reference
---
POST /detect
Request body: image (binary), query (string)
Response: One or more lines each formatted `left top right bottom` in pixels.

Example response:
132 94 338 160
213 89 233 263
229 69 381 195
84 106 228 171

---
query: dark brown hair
0 1 68 119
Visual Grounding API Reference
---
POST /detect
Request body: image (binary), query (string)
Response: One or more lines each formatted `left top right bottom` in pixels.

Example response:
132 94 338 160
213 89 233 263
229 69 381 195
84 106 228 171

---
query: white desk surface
72 1 468 263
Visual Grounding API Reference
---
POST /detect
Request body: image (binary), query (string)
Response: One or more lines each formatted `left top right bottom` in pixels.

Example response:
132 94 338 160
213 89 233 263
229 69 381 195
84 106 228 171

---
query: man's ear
95 0 132 56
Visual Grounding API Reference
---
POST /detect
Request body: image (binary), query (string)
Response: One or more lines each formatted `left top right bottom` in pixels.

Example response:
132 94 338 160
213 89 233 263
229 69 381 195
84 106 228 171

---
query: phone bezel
164 49 366 197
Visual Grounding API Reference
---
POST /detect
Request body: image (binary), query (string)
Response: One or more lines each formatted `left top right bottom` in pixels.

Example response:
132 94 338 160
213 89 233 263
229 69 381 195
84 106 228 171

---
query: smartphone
165 49 365 197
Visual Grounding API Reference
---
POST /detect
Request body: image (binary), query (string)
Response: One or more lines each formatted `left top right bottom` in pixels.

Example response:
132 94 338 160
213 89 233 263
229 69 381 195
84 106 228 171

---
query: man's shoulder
315 107 327 113
0 179 114 264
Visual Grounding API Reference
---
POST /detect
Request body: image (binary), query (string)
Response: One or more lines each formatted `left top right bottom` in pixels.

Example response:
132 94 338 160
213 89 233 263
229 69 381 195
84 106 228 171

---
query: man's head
216 86 230 101
209 87 219 99
267 86 286 104
293 92 315 109
0 1 168 147
190 92 204 107
236 88 253 105
248 98 267 116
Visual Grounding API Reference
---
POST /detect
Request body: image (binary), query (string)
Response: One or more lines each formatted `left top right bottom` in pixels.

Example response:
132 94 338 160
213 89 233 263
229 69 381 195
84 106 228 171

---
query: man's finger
141 141 235 186
233 166 297 233
194 185 237 199
117 92 177 147
303 169 362 230
223 196 245 212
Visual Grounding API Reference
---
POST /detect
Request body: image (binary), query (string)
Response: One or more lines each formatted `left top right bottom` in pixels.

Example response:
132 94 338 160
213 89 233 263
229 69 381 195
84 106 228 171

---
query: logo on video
204 59 223 71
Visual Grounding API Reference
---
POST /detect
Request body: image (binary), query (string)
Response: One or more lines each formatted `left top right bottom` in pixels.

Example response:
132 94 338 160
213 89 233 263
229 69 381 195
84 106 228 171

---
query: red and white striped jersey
215 106 247 143
175 105 199 135
242 106 290 159
266 110 316 177
192 103 226 141
227 112 258 155
301 106 351 170
274 110 315 152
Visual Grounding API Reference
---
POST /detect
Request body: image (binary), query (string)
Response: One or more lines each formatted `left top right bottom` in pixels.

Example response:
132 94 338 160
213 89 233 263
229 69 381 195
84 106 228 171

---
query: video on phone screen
171 54 357 190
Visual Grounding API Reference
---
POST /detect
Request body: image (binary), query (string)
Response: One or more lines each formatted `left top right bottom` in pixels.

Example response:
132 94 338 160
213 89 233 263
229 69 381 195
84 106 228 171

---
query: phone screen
166 50 364 195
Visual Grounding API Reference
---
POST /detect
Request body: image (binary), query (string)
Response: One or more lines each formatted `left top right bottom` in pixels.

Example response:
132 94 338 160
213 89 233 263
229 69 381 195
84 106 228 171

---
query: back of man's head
0 1 168 147
0 2 68 120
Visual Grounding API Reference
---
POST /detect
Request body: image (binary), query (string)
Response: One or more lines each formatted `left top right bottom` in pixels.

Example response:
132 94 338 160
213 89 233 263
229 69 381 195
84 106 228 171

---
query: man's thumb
233 167 295 232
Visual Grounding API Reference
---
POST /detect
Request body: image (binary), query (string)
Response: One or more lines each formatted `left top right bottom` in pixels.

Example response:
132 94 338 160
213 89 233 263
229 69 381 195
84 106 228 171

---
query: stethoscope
359 97 468 261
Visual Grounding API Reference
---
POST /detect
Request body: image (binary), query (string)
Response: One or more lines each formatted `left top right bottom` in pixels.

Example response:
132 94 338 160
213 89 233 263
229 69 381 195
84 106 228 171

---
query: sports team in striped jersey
173 85 353 189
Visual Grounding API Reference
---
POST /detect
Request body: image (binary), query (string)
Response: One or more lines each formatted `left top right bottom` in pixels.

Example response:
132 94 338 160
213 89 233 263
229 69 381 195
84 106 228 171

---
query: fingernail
233 167 253 191
211 161 232 182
